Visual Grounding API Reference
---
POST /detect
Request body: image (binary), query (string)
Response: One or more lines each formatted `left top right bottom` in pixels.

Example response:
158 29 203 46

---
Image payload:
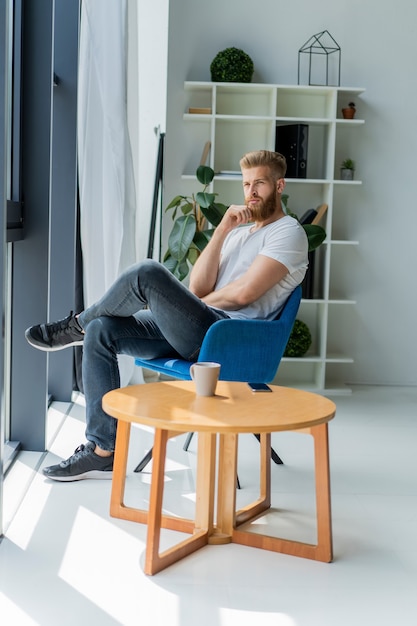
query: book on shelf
188 107 212 114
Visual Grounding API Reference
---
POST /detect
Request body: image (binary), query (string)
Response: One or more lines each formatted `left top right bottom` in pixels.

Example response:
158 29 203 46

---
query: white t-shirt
213 215 308 320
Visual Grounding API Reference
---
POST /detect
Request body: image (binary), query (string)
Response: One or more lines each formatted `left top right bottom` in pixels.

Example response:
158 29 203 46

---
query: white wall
163 0 417 387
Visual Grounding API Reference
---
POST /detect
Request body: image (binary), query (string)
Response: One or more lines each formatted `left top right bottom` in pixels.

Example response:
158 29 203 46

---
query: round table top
102 381 336 434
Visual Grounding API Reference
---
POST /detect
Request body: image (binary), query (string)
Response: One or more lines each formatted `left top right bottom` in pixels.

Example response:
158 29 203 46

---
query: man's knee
138 258 167 279
84 316 116 347
136 259 175 291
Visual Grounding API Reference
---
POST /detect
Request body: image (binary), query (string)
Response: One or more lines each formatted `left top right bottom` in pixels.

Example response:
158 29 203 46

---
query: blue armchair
133 284 302 473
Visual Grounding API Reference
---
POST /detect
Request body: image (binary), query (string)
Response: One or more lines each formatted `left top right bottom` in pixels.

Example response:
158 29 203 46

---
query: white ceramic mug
189 362 221 396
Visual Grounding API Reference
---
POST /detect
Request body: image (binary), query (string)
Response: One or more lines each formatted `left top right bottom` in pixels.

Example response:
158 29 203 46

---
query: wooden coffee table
102 381 336 575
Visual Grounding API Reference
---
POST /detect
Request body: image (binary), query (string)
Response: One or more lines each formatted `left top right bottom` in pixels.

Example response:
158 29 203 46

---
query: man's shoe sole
42 470 113 481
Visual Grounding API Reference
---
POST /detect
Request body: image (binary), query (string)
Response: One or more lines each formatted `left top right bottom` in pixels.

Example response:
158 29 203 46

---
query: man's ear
277 178 286 194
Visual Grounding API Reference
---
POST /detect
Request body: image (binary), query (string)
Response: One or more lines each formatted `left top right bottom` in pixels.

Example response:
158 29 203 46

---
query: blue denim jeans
77 259 229 451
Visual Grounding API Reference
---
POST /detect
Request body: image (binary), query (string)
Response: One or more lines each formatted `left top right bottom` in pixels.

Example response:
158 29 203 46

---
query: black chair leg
134 448 153 473
135 430 195 472
183 432 194 451
253 433 284 465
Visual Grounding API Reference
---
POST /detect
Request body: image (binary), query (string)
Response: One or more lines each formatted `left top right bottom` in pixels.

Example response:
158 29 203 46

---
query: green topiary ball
284 319 312 358
210 47 254 83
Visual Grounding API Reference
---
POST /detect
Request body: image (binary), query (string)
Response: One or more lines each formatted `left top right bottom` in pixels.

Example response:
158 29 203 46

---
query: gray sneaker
25 311 84 351
42 442 113 481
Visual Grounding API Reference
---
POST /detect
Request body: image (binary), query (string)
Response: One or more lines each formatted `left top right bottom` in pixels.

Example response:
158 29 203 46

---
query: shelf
336 118 365 126
185 81 365 92
179 81 365 394
333 180 362 186
285 178 331 184
276 117 333 125
282 354 354 364
215 115 275 122
300 298 357 305
183 113 213 121
328 240 359 246
326 355 354 364
181 175 362 186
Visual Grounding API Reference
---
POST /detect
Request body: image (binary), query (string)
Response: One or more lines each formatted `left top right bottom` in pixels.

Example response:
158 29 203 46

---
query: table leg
144 428 212 575
195 432 216 534
235 432 272 526
311 422 333 562
110 423 195 533
110 421 148 522
231 425 333 563
215 433 238 539
216 432 273 536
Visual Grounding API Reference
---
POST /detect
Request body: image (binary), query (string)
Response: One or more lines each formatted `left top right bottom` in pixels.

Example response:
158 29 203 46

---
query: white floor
1 385 417 626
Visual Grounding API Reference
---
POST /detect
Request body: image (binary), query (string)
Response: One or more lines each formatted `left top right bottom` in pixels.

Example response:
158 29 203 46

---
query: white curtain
78 0 137 383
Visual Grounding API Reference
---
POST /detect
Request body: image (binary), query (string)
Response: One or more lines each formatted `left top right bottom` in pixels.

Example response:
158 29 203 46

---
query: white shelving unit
182 81 365 394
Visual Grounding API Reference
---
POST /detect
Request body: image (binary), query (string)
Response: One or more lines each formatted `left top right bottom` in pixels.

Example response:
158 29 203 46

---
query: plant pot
340 168 354 181
342 107 355 119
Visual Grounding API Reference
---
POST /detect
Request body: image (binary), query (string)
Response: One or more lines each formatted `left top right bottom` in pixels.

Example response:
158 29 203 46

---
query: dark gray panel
0 0 9 533
48 0 80 400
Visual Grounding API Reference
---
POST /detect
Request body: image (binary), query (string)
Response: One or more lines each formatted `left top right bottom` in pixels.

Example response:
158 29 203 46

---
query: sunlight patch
59 506 146 622
182 492 197 503
0 592 38 625
5 474 52 550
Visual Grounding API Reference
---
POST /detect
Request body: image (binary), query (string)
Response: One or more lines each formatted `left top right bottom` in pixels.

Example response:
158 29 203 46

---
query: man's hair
239 150 287 179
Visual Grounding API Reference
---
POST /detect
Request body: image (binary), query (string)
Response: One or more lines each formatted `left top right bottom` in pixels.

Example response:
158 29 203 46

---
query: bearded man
25 150 308 482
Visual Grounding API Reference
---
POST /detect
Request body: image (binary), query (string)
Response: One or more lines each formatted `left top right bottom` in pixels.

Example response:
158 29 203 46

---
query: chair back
135 285 302 383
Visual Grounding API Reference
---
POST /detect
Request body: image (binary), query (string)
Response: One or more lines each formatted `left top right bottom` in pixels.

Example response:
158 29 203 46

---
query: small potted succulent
340 158 355 181
210 47 254 83
341 101 356 119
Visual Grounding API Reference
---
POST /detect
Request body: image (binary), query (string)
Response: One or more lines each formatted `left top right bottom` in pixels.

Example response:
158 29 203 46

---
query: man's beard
246 187 279 221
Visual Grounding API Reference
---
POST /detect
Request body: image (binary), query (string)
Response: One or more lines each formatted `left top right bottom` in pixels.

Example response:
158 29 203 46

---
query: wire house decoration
298 30 341 86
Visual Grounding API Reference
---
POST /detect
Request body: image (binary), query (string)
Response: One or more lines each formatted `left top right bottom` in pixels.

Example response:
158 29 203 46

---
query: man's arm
200 254 289 310
189 204 252 298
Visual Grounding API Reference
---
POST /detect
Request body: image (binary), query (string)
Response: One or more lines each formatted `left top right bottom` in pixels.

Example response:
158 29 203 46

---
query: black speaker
275 124 309 178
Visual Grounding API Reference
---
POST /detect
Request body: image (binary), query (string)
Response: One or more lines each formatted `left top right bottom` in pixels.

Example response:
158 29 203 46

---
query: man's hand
217 204 253 235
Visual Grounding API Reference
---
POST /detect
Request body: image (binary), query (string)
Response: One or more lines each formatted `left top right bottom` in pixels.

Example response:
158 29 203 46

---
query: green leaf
200 202 228 227
286 210 299 221
193 228 214 252
303 224 326 252
196 165 215 185
168 214 196 261
196 191 216 208
163 254 190 281
163 253 177 271
181 202 194 215
187 247 199 265
165 195 186 211
174 259 190 281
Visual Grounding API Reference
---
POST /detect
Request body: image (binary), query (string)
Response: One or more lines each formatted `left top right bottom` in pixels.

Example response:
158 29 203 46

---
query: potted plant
164 170 327 281
284 319 312 357
164 165 228 281
340 158 355 181
210 47 254 83
341 101 356 119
